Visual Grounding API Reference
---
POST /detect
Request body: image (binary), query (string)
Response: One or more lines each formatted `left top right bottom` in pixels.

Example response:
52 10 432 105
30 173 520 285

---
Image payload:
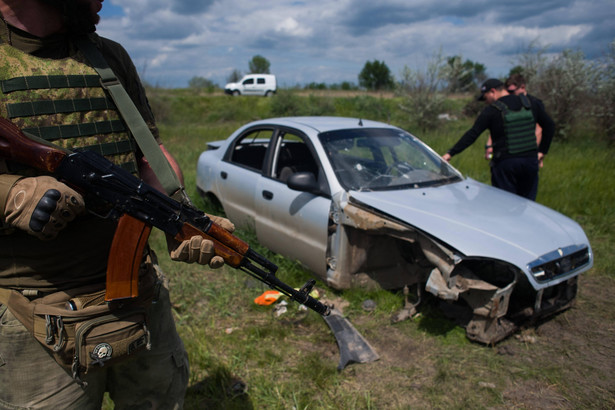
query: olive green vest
492 95 537 155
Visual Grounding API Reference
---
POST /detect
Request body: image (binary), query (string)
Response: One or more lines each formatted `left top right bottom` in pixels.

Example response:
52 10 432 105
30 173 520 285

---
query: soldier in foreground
0 0 233 407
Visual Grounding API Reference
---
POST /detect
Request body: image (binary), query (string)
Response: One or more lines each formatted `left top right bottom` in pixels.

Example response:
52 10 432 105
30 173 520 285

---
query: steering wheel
385 161 413 176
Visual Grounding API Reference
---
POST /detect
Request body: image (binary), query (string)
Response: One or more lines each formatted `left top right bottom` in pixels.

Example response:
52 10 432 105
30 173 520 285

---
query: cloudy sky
97 0 615 89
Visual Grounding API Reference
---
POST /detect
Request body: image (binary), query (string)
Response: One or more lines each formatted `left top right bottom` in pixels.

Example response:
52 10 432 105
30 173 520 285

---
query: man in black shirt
442 78 555 200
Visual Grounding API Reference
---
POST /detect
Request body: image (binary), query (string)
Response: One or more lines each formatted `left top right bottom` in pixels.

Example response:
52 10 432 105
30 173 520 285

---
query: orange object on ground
254 290 283 305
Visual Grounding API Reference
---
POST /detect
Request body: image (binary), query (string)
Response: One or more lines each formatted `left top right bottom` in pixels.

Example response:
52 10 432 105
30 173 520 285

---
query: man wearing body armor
442 78 555 200
0 1 232 407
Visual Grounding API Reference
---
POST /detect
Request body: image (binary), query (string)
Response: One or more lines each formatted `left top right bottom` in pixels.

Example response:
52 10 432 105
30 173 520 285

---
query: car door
254 129 331 276
219 128 273 229
241 77 256 95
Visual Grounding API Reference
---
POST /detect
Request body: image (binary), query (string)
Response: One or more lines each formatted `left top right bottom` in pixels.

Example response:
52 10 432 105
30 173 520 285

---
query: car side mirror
287 172 320 194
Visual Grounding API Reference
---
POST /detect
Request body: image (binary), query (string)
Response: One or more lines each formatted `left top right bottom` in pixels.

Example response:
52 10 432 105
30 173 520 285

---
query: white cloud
98 0 615 87
276 17 312 37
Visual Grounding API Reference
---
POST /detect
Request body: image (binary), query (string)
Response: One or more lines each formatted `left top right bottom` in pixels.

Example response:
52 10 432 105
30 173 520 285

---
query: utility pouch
3 284 153 386
69 308 150 383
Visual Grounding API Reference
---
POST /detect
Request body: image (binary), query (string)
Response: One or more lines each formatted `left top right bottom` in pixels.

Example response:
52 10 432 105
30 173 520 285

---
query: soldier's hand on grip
168 214 235 269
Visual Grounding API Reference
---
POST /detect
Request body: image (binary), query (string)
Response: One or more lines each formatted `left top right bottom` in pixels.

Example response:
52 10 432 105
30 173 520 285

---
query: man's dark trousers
491 156 539 200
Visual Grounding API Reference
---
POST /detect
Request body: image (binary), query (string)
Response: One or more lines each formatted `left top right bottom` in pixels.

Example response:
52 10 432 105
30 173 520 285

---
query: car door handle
262 190 273 200
221 171 227 179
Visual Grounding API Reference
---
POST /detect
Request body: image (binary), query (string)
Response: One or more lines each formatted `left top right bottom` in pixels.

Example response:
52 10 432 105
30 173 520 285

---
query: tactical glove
168 214 235 269
3 176 85 240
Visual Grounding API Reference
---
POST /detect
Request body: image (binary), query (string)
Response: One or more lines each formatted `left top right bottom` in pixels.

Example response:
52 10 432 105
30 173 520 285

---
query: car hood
349 178 590 271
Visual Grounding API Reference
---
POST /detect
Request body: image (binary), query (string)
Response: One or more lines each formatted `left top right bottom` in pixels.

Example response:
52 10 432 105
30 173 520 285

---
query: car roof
247 116 399 134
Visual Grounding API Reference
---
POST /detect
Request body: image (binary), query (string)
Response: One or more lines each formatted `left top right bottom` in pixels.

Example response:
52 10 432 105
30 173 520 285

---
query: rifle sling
75 36 182 197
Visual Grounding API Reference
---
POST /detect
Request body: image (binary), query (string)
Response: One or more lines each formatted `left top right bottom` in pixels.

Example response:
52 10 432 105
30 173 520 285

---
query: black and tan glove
168 214 235 269
3 176 85 240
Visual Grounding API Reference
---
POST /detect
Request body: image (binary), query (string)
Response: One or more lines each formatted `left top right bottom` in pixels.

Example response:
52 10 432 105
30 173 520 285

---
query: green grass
103 90 615 409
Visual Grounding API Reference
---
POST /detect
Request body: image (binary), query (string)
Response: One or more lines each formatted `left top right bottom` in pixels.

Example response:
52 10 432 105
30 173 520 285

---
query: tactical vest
0 39 138 175
493 95 537 155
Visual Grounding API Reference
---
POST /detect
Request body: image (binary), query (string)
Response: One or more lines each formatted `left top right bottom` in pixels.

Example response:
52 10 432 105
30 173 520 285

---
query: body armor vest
493 95 537 155
0 40 138 175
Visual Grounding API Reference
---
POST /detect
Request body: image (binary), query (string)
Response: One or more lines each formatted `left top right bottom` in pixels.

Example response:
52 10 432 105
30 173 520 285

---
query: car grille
529 246 591 283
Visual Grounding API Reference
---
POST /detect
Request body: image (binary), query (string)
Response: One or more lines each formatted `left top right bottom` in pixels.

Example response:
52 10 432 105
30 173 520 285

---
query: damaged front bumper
324 194 591 344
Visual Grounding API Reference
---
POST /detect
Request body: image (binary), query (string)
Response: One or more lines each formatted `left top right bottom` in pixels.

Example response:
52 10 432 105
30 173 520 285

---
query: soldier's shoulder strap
75 36 183 198
519 94 532 109
492 100 507 112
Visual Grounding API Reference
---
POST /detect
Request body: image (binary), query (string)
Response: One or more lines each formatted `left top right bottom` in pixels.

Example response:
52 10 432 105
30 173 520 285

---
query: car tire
265 91 273 97
232 90 240 96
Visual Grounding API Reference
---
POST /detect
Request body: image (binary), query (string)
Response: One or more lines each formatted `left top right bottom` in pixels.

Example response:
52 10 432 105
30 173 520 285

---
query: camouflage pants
0 274 189 409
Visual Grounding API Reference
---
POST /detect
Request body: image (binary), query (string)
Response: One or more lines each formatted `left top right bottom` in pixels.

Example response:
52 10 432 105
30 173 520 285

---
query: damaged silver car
196 117 593 343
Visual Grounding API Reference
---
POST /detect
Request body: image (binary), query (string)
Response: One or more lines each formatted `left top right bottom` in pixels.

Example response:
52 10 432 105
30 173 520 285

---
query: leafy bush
513 45 600 141
397 62 446 133
145 90 172 123
304 95 336 116
268 90 303 117
462 98 483 118
591 40 615 144
268 91 336 117
188 76 217 93
336 95 393 123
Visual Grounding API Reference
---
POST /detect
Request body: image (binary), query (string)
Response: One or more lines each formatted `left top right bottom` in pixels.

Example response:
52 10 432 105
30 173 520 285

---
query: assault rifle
0 117 330 316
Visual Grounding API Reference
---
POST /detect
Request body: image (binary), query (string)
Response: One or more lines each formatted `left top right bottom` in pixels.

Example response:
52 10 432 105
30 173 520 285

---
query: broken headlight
529 246 591 282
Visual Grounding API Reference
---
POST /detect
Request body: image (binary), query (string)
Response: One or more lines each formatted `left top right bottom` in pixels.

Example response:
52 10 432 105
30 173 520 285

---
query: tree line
186 41 615 143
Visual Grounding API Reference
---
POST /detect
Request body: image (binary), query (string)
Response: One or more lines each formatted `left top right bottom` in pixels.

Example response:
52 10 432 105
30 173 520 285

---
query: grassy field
132 90 614 409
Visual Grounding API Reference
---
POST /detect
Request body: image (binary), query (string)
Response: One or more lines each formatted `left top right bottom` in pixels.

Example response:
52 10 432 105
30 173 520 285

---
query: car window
257 78 265 84
228 129 273 171
243 78 254 85
320 128 462 191
273 132 319 183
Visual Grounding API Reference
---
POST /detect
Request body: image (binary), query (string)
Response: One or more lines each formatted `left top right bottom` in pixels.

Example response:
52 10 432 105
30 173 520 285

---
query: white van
224 74 277 97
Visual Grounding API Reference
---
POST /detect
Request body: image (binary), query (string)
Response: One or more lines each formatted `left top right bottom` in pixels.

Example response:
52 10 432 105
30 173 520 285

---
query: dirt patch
335 273 615 408
523 274 615 407
502 380 571 409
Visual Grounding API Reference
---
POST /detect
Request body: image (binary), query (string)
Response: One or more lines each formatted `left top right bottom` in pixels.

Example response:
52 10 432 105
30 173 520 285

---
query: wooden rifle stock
0 117 67 173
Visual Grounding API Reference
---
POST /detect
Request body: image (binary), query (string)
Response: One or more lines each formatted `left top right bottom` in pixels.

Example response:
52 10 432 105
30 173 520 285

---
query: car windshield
319 128 463 191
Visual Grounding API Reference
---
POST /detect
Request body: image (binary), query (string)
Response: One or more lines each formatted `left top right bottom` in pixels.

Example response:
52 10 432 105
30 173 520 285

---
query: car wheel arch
197 189 226 216
324 199 528 344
